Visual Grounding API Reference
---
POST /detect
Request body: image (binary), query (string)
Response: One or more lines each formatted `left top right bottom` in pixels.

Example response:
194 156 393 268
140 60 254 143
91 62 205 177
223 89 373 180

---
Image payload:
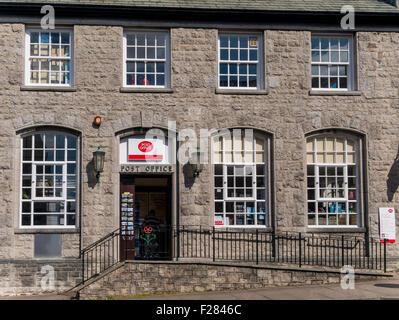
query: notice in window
214 215 224 226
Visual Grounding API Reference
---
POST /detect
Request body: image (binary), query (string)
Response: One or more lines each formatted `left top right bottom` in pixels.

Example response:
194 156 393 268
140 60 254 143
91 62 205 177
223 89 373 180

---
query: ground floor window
213 129 269 227
306 133 361 227
20 131 78 228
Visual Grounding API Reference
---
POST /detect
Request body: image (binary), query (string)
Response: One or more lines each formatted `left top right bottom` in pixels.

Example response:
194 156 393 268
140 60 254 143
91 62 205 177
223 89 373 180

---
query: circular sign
138 141 154 153
388 209 393 213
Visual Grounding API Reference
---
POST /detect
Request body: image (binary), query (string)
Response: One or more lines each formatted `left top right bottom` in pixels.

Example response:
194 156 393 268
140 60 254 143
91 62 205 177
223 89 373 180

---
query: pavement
1 279 399 300
0 293 72 300
122 279 399 300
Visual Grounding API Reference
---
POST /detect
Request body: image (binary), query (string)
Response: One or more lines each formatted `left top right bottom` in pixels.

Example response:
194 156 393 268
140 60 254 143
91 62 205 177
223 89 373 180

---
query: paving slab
127 279 399 300
1 280 398 300
0 294 71 300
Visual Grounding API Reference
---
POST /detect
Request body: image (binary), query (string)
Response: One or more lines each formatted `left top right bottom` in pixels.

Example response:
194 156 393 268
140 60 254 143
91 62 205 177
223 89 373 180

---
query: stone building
0 0 399 297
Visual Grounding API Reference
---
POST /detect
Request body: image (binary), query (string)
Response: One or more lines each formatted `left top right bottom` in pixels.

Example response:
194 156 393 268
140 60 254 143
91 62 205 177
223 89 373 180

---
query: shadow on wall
387 146 399 201
86 159 97 189
183 162 195 189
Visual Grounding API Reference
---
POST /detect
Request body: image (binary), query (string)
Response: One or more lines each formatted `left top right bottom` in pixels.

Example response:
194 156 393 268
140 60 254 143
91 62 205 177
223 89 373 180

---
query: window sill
14 228 80 234
120 87 174 94
0 257 81 263
215 88 269 95
306 227 366 233
20 86 77 92
309 90 362 96
214 227 273 232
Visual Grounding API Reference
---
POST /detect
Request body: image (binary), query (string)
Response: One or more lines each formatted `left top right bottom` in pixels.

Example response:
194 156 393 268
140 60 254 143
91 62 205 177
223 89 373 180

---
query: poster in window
214 215 224 226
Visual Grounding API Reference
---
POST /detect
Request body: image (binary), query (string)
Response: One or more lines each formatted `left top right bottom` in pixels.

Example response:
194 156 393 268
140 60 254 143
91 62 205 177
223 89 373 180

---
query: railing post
384 239 387 273
212 226 215 262
272 231 276 258
299 232 302 268
81 252 85 284
176 226 180 260
341 235 345 267
365 235 370 258
182 225 185 258
125 235 127 261
199 225 202 258
256 229 259 265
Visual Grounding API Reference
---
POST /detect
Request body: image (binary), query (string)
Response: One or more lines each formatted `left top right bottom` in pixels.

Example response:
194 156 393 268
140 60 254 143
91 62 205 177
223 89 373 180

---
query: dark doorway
120 174 172 260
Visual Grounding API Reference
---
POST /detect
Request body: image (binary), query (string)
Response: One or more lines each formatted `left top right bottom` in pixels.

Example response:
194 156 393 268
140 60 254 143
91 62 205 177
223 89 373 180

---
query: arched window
306 132 362 227
213 129 270 227
20 131 78 228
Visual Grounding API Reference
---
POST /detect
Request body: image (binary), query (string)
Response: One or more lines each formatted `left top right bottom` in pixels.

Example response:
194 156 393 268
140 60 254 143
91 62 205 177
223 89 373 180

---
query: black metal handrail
177 227 389 272
81 225 173 282
81 226 390 283
81 228 121 283
82 228 120 253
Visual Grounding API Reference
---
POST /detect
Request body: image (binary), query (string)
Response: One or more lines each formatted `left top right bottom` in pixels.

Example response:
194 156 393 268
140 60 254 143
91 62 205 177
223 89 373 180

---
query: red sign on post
379 208 396 243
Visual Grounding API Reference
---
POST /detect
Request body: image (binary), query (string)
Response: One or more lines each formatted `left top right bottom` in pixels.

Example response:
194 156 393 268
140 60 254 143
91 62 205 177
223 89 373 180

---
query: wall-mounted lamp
189 147 204 181
93 116 102 126
93 146 105 186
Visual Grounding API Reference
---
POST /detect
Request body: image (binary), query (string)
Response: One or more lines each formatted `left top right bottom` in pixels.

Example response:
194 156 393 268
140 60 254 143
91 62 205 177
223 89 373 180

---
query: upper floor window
306 133 361 227
25 29 73 86
20 131 78 228
213 129 269 227
123 30 170 88
218 34 263 90
311 35 354 91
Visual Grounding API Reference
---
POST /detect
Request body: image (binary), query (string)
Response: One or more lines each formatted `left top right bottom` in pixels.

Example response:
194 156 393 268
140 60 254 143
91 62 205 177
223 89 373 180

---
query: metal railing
81 228 120 283
177 227 388 271
81 226 389 283
81 225 172 282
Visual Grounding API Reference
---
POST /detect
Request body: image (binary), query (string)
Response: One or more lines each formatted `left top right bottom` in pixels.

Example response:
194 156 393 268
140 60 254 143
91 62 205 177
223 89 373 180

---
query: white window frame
306 135 360 228
213 129 269 228
122 30 170 88
311 34 355 91
218 32 263 90
315 164 347 202
223 164 256 201
25 27 74 87
20 131 78 229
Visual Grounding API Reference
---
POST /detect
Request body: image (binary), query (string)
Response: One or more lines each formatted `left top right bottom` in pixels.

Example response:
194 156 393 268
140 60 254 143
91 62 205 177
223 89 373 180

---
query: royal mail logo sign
128 138 164 161
138 141 154 153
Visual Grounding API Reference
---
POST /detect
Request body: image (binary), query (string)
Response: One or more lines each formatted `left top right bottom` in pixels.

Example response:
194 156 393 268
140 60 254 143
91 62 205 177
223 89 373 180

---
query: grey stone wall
0 259 81 296
78 261 385 299
0 24 398 269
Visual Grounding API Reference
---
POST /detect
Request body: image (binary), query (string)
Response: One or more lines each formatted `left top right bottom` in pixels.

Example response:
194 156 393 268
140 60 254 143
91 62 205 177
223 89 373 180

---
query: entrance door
120 175 172 260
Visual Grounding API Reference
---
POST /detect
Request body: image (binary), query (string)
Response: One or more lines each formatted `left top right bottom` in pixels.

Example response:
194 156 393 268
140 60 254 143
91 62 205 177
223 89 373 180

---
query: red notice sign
379 208 396 243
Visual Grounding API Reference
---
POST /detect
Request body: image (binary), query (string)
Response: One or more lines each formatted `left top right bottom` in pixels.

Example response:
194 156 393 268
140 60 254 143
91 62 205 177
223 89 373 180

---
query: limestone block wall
0 24 397 264
0 259 81 296
78 261 385 300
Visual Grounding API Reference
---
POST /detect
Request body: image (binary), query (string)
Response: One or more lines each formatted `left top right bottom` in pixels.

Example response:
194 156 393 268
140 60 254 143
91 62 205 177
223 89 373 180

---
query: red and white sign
214 216 224 226
379 208 396 243
128 138 164 161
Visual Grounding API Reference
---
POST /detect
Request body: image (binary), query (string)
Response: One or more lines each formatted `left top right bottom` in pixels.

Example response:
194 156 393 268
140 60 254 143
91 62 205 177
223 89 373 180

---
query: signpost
379 207 396 243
